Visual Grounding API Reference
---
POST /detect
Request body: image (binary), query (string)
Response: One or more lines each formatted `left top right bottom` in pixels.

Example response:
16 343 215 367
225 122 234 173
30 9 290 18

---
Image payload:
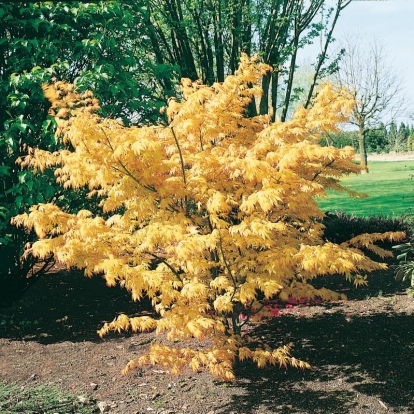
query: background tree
324 129 357 149
325 121 414 155
138 0 351 120
406 125 414 151
365 123 388 154
14 57 404 380
386 122 410 153
334 37 406 173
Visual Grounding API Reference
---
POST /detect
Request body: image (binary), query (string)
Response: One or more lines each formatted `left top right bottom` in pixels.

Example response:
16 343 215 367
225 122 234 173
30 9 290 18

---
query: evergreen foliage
326 122 414 154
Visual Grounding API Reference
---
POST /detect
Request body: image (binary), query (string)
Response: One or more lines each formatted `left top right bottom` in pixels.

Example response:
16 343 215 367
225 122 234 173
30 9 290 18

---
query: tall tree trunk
213 1 225 82
164 0 198 79
246 84 257 118
280 31 299 122
358 123 369 173
229 0 242 73
242 0 252 55
192 7 214 85
259 72 271 115
140 7 174 94
271 70 280 122
304 1 342 109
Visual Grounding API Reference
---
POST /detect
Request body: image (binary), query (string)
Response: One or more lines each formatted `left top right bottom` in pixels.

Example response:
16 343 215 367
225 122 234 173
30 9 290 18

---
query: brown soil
1 267 414 414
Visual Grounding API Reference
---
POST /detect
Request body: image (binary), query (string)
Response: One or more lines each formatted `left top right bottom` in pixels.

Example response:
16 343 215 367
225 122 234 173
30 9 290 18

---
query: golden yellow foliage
13 55 405 380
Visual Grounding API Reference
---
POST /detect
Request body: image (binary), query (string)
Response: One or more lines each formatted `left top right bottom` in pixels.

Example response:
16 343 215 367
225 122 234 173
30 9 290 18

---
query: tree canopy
135 0 351 120
334 37 405 172
14 56 405 379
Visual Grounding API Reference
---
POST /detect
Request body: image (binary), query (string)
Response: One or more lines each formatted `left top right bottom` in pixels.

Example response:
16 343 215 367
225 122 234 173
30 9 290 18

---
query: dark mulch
0 267 414 414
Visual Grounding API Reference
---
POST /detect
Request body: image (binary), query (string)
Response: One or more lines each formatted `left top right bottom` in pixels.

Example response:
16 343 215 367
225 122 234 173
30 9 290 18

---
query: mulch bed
1 267 414 413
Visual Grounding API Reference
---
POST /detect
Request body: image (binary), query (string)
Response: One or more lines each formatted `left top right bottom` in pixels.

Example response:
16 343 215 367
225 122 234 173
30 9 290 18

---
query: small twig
217 231 237 301
170 126 186 185
113 160 156 192
311 159 335 181
170 126 189 216
101 127 115 151
149 253 183 283
101 127 156 192
378 399 388 410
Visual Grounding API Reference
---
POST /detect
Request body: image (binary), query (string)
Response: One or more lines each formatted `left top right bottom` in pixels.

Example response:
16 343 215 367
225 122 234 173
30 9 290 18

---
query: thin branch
101 127 115 151
27 254 55 280
199 129 204 151
150 253 183 283
209 249 220 280
101 127 156 192
217 230 237 302
170 126 190 216
311 159 335 181
238 299 257 329
170 126 187 185
112 160 156 193
304 0 346 108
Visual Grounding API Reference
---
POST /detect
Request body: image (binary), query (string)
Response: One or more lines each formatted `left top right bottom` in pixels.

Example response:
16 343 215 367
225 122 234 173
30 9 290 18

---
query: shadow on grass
224 309 414 414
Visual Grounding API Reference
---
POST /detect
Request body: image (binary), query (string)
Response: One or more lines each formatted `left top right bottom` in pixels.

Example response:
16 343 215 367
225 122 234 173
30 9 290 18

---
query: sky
302 0 414 124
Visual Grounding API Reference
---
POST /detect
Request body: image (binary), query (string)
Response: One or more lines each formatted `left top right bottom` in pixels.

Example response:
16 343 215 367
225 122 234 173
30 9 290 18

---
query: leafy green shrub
0 2 164 306
393 239 414 296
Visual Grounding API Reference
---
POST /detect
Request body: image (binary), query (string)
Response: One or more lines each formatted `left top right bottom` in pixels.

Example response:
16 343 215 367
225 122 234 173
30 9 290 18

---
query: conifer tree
13 56 405 380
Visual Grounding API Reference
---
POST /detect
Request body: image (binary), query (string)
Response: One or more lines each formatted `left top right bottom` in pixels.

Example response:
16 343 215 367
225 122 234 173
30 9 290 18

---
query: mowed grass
317 160 414 217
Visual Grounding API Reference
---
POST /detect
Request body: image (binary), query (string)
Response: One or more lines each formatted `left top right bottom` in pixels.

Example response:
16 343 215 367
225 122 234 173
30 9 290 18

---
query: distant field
317 160 414 217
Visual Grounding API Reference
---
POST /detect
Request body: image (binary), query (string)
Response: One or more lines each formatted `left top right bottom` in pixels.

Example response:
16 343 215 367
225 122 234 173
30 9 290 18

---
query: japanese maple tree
14 55 404 380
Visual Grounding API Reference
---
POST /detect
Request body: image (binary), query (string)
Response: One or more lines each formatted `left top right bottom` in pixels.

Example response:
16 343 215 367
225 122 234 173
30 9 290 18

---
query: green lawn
317 160 414 217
